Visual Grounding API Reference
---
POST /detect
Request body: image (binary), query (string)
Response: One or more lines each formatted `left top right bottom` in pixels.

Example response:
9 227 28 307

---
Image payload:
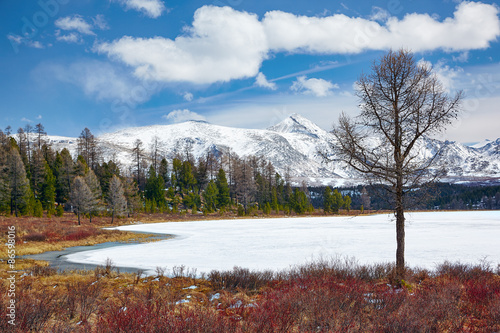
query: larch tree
84 169 102 222
107 175 127 223
34 123 47 150
330 49 462 281
77 128 101 170
70 176 92 225
131 139 145 190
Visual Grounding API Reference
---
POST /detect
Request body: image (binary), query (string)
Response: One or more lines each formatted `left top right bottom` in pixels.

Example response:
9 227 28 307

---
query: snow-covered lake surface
65 211 500 275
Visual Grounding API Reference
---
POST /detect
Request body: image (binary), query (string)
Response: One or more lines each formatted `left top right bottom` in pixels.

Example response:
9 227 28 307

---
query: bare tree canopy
331 49 462 281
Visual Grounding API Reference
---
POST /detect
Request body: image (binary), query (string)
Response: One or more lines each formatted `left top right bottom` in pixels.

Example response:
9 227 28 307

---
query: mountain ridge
46 114 500 186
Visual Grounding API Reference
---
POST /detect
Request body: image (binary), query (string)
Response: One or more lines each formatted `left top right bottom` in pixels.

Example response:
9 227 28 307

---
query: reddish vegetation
1 260 499 332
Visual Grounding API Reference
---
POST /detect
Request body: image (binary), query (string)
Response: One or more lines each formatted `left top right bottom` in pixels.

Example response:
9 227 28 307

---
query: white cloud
96 2 500 85
36 115 42 120
255 72 277 90
55 15 95 35
370 6 390 22
291 76 338 97
7 34 44 49
96 6 268 84
263 1 499 53
55 31 82 44
163 109 206 123
418 59 464 93
183 92 194 101
93 14 109 30
453 51 469 63
21 117 32 123
113 0 166 18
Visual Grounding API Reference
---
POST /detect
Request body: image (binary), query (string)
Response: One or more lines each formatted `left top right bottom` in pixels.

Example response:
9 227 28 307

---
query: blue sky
1 0 499 144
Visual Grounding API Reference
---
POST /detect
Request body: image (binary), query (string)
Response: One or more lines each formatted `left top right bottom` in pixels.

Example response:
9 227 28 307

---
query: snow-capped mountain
46 114 500 186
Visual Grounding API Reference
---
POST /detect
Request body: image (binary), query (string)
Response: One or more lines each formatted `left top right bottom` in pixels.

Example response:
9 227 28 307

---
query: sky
1 0 500 144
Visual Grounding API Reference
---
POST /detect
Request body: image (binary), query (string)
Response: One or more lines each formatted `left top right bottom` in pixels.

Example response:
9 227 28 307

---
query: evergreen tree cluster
0 125 332 221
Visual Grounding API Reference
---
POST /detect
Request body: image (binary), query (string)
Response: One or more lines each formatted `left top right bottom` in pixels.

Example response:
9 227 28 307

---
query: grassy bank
1 259 499 332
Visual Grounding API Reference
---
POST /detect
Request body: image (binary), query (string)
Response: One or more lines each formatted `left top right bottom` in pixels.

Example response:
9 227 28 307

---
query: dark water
22 232 173 274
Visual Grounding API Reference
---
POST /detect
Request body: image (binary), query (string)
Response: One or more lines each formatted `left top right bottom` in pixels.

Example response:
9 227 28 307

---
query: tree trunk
395 181 405 281
111 209 114 224
77 211 81 225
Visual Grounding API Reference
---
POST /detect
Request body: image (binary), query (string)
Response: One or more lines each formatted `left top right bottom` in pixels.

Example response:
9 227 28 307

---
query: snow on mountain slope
46 114 500 185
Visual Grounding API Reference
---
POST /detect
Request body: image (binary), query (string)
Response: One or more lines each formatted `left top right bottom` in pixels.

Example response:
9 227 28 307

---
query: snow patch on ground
65 211 500 276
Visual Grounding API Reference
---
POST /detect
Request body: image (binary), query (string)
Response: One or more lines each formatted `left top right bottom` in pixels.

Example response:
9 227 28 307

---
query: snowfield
65 211 500 275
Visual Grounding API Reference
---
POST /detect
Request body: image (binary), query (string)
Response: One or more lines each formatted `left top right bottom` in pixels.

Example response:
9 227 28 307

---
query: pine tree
30 148 46 198
55 148 74 203
331 189 344 213
9 148 31 217
204 180 219 212
215 168 230 209
40 163 56 214
292 189 309 214
70 176 92 225
324 187 333 213
344 195 352 212
107 175 127 223
145 165 165 207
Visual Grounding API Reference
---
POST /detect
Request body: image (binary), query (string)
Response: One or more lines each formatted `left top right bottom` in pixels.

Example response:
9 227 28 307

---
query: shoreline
22 232 174 274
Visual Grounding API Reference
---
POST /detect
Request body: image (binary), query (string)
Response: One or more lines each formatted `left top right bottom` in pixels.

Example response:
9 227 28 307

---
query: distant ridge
47 114 500 186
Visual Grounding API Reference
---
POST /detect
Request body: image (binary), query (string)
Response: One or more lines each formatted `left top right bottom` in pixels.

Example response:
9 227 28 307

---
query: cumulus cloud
113 0 166 18
418 59 464 93
96 6 268 84
291 76 338 97
55 15 95 35
263 2 500 54
95 2 500 85
163 109 206 123
255 72 277 90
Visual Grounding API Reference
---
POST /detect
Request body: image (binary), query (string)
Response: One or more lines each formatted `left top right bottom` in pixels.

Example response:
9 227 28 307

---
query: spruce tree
204 180 219 212
40 163 56 214
9 148 31 216
215 168 230 209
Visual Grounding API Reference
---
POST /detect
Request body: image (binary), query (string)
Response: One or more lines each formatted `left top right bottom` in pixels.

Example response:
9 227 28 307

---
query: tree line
0 124 353 223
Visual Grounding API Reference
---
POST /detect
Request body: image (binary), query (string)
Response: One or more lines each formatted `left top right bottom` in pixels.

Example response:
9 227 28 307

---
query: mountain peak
268 113 325 138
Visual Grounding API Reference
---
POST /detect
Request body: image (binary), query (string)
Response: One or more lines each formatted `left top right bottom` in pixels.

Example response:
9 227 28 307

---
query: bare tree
34 123 47 150
107 175 127 223
131 139 145 190
77 128 100 170
149 136 164 174
70 176 92 225
330 49 462 281
84 169 102 223
24 124 33 164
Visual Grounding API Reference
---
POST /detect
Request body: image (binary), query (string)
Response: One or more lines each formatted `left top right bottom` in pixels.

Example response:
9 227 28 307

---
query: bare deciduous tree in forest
107 175 127 223
70 176 93 225
330 49 462 281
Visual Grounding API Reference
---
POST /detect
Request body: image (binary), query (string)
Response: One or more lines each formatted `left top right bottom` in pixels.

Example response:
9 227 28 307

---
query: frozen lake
65 211 500 275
